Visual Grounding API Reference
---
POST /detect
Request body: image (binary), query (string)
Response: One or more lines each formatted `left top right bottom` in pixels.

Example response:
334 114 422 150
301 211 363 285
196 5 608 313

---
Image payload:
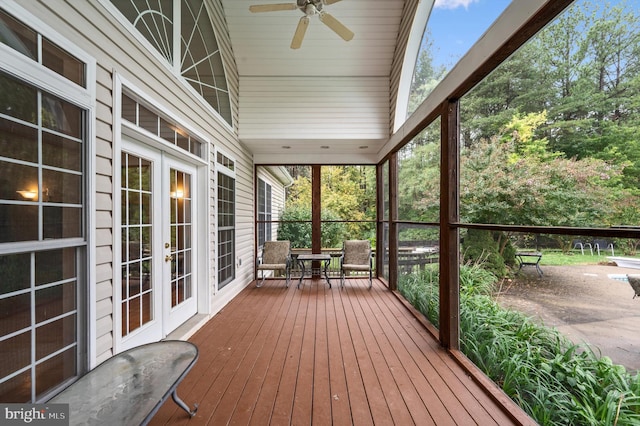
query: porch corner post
312 165 322 255
388 152 399 291
311 166 322 276
439 99 460 350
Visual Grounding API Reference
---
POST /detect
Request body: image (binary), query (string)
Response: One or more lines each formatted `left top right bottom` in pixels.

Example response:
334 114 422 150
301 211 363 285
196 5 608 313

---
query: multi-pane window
0 72 84 242
0 249 79 402
109 0 232 124
0 9 88 402
258 179 272 248
217 171 235 289
121 93 203 157
217 152 235 171
0 9 85 87
120 153 153 336
169 168 193 306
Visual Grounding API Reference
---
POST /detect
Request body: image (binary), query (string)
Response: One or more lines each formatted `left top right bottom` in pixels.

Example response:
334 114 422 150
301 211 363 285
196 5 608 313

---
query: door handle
165 254 175 262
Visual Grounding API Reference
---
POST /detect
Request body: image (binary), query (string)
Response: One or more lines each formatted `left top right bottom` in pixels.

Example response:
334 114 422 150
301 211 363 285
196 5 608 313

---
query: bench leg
172 389 198 417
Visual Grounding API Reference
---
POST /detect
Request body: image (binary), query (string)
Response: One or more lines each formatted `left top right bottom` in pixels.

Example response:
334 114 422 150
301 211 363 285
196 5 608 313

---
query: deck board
150 278 534 425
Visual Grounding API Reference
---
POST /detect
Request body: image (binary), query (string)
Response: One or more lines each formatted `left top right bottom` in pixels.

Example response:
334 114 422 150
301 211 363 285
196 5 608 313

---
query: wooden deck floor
150 278 534 425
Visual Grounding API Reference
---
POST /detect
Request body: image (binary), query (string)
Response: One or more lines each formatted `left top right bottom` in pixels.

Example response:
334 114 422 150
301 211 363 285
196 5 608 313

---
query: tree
398 110 627 272
460 112 621 229
397 118 441 225
461 0 640 192
407 30 448 117
461 42 549 146
278 166 377 248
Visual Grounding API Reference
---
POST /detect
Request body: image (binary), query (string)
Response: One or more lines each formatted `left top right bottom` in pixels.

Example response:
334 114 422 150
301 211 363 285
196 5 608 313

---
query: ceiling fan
249 0 354 49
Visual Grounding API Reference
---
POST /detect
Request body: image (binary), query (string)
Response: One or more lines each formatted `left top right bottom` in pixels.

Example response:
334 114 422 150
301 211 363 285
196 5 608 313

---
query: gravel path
497 263 640 373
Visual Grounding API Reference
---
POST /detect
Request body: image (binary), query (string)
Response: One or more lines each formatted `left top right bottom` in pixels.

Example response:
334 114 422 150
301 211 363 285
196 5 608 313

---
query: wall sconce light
170 189 184 199
16 190 38 200
16 188 48 201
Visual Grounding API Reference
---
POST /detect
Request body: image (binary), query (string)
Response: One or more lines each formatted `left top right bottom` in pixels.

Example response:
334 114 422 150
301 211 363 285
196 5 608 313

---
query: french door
119 141 198 349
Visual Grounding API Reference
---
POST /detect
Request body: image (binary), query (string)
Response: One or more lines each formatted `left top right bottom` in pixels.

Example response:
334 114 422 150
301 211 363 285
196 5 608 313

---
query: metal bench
49 340 198 425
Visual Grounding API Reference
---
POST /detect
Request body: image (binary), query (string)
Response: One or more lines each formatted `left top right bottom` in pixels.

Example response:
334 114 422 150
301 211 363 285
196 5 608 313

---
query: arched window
110 0 232 125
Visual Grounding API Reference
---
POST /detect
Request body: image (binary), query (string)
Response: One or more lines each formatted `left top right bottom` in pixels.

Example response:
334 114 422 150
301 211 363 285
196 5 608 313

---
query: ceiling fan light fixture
249 0 353 48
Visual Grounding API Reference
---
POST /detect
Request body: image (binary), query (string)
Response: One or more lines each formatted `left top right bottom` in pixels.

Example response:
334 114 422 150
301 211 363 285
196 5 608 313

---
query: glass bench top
49 340 197 425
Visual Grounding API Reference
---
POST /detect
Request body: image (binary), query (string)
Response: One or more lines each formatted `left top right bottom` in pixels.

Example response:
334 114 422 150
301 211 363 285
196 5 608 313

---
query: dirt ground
497 262 640 374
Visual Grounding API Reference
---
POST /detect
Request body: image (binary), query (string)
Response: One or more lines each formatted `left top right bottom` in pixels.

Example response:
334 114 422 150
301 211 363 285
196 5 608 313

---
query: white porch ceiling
221 0 410 164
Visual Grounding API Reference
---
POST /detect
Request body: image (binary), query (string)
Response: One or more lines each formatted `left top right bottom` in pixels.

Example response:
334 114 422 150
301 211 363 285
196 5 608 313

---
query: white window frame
215 148 236 291
0 0 97 378
258 178 272 248
112 73 211 353
98 0 234 131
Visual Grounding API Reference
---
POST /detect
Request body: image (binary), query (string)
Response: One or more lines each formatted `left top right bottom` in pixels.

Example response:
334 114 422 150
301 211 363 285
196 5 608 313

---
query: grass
398 263 640 425
539 250 609 266
531 250 640 266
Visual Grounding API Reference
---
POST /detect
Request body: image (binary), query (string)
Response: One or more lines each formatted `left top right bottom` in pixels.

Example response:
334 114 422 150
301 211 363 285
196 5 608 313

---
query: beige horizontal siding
22 0 252 363
239 76 389 142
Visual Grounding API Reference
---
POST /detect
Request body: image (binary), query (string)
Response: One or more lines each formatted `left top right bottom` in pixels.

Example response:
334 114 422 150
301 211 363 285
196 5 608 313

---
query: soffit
221 0 408 164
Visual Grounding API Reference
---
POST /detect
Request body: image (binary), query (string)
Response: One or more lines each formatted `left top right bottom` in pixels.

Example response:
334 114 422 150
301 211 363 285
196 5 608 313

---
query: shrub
398 263 640 425
462 229 508 276
278 205 347 249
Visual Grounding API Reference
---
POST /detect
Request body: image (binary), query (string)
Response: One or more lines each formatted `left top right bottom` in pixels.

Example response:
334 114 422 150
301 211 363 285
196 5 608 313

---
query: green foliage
462 229 508 277
408 32 448 116
398 264 440 327
277 205 347 249
280 166 376 248
399 226 439 245
459 0 640 205
500 111 562 162
398 129 440 222
277 205 311 249
460 134 621 229
398 263 640 425
319 209 349 249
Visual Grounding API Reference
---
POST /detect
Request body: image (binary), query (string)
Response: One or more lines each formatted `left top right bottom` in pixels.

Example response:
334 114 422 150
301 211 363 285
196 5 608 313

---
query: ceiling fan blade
249 3 297 13
319 12 354 41
291 16 309 49
323 0 344 5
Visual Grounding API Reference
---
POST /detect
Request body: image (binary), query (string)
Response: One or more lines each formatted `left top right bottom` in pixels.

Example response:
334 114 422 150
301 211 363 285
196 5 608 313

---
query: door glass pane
169 168 192 307
121 152 154 336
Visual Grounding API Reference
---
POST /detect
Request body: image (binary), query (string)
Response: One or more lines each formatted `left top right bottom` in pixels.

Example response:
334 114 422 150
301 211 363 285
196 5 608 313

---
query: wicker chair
256 240 292 287
339 240 373 289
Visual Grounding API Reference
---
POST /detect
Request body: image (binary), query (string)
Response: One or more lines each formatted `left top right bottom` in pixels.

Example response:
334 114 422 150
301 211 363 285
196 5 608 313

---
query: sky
427 0 512 70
